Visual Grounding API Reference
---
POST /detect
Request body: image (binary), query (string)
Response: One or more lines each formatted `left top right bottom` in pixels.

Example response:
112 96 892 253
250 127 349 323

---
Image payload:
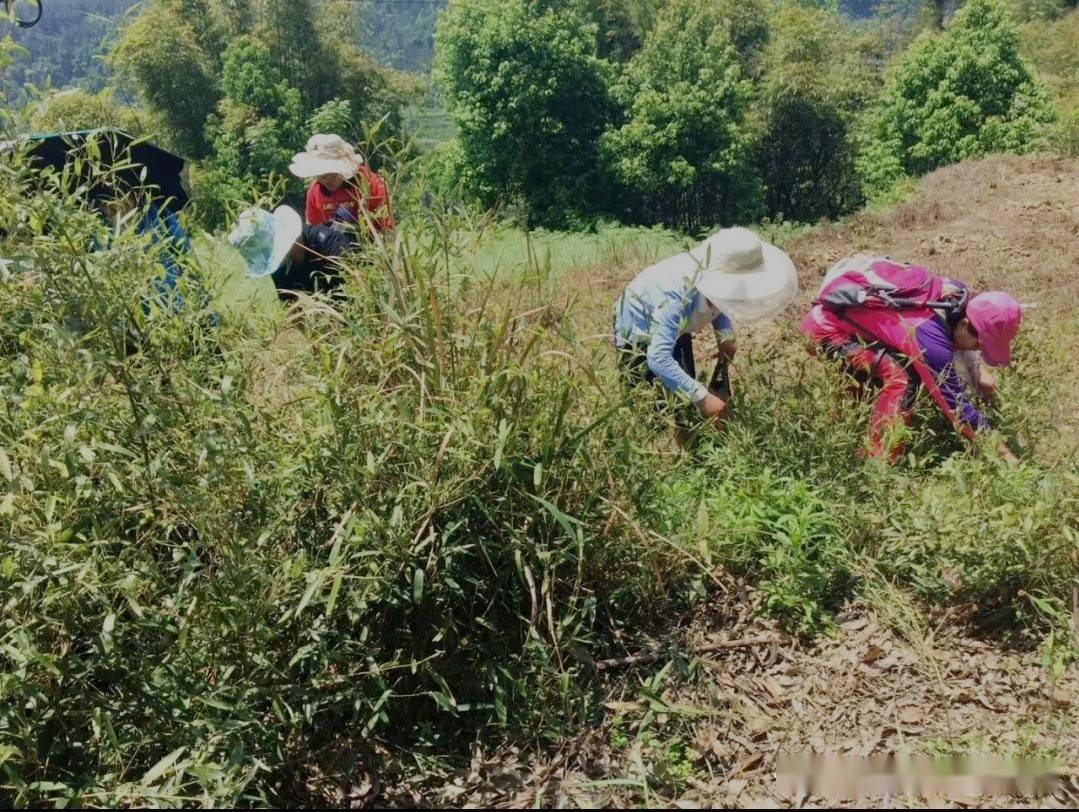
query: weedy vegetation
0 141 1076 806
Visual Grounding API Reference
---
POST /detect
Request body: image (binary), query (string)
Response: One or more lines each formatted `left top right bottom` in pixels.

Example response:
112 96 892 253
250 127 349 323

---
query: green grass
402 104 457 153
449 221 690 283
1 147 1076 806
190 231 280 322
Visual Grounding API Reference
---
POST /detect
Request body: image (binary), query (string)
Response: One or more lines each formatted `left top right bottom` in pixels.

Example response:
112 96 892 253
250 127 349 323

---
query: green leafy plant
599 0 760 231
0 144 692 805
858 0 1056 196
434 0 615 227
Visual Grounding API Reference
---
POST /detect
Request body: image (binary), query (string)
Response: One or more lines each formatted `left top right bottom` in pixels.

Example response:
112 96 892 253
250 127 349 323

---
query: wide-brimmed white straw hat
227 206 303 278
289 134 364 180
692 228 798 322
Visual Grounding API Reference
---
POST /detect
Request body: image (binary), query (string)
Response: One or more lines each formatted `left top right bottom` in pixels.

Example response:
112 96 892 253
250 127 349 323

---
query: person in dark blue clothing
93 181 217 331
228 205 356 301
137 201 191 313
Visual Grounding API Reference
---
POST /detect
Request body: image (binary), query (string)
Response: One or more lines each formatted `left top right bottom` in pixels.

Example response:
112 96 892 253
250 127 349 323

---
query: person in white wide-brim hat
289 133 396 234
614 227 798 434
227 205 355 300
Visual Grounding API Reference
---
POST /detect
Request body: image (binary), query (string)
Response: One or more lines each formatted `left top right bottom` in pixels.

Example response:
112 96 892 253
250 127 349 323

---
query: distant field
402 104 456 152
451 222 690 283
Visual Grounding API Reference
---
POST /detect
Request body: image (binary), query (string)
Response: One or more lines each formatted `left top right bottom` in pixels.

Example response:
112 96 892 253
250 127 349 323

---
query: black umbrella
2 128 190 210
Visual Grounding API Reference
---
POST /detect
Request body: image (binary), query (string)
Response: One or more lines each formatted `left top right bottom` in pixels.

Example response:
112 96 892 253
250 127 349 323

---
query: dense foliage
600 0 758 230
2 143 1076 804
357 0 448 73
0 148 684 804
108 0 413 211
430 0 1064 227
434 0 614 227
0 0 138 103
858 0 1056 194
1018 2 1079 153
0 1 1078 805
754 3 876 220
18 87 153 138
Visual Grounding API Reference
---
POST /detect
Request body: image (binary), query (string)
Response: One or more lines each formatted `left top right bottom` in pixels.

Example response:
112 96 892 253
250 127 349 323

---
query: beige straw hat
289 134 364 180
692 227 799 322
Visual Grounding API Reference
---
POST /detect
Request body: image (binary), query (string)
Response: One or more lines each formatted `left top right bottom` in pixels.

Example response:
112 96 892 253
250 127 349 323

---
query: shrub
0 148 688 804
306 98 356 144
754 3 876 221
858 0 1056 196
434 0 615 227
599 0 760 231
21 88 154 140
654 467 850 636
649 335 1078 636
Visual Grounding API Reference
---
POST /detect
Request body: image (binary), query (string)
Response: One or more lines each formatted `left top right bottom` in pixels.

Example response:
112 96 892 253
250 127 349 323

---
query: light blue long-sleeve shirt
614 257 734 403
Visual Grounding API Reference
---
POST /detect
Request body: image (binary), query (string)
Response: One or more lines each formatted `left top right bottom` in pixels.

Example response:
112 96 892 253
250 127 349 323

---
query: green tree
578 0 662 61
111 0 412 159
22 88 153 136
204 36 306 184
435 0 614 226
755 3 876 220
0 0 138 105
858 0 1055 194
599 0 758 230
110 1 220 157
358 0 448 72
308 98 358 143
715 0 773 78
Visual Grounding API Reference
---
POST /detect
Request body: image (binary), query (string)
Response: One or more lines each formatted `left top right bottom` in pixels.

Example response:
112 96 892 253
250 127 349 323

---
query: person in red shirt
289 133 395 234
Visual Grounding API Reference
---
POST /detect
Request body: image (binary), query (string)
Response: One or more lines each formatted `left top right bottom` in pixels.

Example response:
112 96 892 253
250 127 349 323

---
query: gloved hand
708 359 732 402
331 206 358 228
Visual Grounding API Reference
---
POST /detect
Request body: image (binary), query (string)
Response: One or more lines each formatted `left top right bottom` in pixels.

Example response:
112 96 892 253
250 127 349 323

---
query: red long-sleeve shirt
304 165 395 232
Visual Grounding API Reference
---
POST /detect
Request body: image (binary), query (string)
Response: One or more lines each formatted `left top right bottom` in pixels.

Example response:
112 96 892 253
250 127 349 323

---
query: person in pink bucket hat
801 254 1022 464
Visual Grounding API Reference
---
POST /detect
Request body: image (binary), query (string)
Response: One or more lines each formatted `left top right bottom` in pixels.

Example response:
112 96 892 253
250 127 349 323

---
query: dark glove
708 360 732 401
332 205 358 225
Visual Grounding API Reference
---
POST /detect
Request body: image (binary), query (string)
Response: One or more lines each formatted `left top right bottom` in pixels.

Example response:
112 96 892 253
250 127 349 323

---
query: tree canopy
755 2 876 219
858 0 1055 193
600 0 758 229
435 0 614 226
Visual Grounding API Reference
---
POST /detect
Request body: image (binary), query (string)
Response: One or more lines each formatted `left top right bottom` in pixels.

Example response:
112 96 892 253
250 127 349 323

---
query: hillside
356 0 447 73
0 0 139 100
395 154 1079 808
1 0 1078 803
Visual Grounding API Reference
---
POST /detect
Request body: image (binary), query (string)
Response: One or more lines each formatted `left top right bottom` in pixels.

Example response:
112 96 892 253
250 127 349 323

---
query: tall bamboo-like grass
1 143 1076 806
0 147 692 805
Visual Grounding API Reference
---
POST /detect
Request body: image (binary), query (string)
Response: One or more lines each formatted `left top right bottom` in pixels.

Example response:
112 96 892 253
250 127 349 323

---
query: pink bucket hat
966 292 1022 367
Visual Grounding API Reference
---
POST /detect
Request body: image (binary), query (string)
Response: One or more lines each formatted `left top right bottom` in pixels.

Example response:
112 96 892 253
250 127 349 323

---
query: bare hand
941 282 964 301
717 340 737 363
698 393 728 426
978 368 998 401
